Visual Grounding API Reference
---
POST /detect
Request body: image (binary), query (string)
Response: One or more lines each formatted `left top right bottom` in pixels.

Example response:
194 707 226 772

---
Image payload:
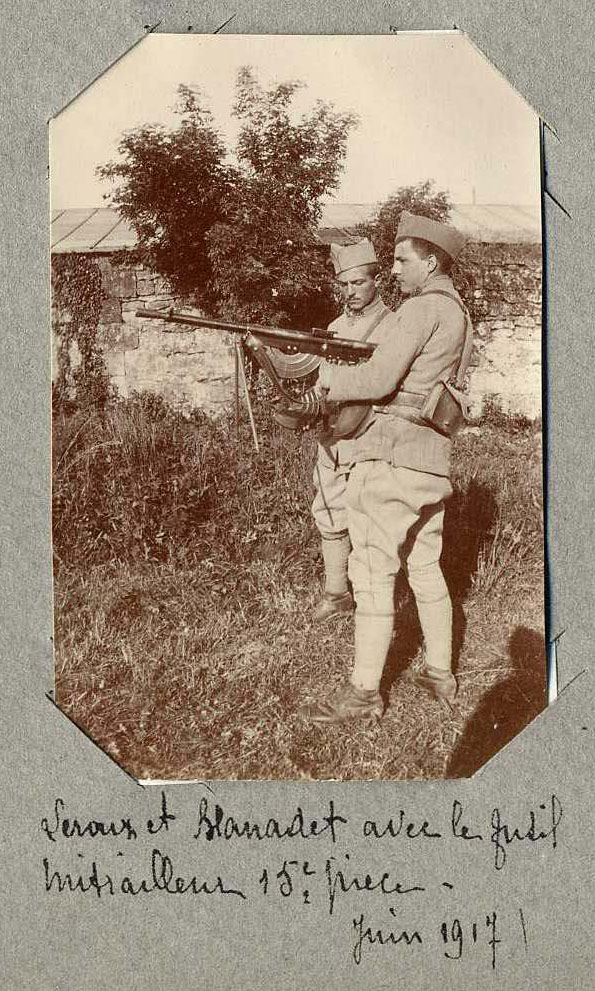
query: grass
53 394 546 780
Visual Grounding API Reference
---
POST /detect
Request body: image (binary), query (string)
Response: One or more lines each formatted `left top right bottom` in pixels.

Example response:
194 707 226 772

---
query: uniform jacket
318 274 467 477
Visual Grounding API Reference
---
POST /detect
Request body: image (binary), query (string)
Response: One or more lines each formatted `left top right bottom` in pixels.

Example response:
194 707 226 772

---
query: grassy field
53 394 545 781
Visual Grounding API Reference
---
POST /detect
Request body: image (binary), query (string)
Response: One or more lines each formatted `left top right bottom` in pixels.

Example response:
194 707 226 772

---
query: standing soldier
310 236 390 622
302 212 471 723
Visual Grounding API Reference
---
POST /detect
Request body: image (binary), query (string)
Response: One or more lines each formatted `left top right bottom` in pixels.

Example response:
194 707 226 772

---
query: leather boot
299 681 384 724
312 591 354 623
407 664 457 702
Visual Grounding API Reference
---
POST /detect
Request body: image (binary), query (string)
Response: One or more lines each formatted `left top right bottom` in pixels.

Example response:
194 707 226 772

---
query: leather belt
373 390 427 413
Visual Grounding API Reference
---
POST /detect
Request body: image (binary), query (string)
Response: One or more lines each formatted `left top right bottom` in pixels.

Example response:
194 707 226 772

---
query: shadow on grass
442 479 500 601
445 626 547 778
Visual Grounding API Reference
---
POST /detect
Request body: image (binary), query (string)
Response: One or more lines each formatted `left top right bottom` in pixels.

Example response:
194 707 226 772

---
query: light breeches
312 454 454 684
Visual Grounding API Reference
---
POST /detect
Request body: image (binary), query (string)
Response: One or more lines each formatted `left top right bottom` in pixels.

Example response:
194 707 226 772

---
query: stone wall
52 255 236 415
462 243 542 418
51 244 542 420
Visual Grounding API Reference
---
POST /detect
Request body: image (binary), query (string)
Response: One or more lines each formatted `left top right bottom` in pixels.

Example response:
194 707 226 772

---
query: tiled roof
449 204 540 243
50 202 541 253
50 208 138 253
318 203 541 244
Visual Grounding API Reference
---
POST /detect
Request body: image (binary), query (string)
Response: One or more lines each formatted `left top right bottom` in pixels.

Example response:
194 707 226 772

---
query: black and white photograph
50 31 545 781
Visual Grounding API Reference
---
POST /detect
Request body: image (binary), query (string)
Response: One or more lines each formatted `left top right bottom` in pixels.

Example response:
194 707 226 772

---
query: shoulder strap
418 287 466 312
418 288 474 389
360 304 391 343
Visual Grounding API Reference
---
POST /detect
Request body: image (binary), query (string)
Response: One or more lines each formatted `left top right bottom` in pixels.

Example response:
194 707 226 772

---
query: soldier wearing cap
302 212 470 724
310 236 390 619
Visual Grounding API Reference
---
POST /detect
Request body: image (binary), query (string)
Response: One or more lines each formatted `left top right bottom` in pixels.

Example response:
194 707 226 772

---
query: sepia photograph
50 32 545 781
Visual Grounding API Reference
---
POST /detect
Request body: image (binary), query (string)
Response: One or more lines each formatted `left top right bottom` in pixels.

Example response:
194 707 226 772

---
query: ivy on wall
52 253 111 410
453 242 541 326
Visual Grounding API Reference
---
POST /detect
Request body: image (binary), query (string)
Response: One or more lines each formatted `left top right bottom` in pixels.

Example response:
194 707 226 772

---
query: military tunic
312 273 467 617
311 293 391 539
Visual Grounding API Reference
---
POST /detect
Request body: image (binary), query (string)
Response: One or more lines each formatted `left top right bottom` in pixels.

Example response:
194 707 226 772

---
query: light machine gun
139 307 377 441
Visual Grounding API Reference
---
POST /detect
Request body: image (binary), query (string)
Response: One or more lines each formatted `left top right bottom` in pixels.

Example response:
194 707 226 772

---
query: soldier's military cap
395 211 467 261
329 238 378 276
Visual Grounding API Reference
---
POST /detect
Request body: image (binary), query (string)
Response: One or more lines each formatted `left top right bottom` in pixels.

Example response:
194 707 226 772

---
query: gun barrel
138 308 376 364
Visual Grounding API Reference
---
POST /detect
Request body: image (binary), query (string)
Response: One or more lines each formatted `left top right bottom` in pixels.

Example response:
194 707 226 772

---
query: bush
53 393 545 780
52 392 317 569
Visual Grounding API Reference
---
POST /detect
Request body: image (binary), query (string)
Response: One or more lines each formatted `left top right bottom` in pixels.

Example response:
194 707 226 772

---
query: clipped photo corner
49 31 545 782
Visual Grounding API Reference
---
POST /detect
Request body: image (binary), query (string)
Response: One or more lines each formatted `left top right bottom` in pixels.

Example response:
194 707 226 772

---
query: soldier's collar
344 293 384 319
419 273 454 293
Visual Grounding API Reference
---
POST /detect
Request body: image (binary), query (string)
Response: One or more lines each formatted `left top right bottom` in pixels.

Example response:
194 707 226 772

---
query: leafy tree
99 73 358 327
357 180 452 310
357 180 482 321
98 86 237 302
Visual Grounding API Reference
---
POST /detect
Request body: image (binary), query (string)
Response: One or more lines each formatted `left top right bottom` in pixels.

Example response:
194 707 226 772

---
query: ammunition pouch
372 384 469 437
419 380 470 437
414 288 474 436
317 401 373 445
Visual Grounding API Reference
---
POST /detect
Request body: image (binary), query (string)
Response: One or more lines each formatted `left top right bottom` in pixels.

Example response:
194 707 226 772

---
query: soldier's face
392 239 433 294
336 265 380 312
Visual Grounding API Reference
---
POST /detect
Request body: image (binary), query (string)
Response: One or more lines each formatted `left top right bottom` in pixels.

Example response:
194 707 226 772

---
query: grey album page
1 3 592 990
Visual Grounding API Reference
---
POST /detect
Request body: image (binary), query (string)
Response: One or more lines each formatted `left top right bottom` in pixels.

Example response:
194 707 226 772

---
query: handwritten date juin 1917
351 907 521 969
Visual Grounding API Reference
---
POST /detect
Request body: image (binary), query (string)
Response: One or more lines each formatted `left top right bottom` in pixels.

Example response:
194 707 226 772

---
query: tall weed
53 395 545 780
52 392 316 568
